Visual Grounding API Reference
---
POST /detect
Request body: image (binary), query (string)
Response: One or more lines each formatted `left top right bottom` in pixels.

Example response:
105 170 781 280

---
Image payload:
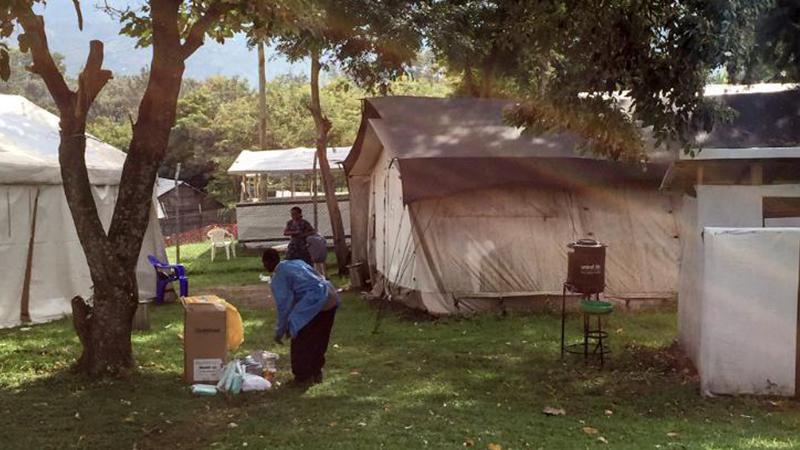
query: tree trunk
308 52 348 274
54 57 141 376
257 42 268 149
462 64 480 97
14 0 212 377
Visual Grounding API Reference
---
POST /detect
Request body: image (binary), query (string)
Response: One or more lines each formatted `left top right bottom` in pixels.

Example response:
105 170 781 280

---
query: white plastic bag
217 360 245 394
242 373 272 392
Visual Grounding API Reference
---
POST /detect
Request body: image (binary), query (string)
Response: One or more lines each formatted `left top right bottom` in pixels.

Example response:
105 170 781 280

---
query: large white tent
346 96 681 315
0 95 165 329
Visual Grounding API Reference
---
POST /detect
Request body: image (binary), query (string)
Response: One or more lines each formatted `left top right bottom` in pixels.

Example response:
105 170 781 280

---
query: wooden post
751 163 764 185
20 188 40 324
696 165 704 185
312 152 319 229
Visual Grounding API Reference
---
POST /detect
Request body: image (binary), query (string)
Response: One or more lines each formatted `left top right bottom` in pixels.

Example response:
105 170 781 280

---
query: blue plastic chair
147 255 188 304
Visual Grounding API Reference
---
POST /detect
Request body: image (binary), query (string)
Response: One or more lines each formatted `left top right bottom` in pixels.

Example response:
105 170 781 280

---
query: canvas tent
0 95 166 329
345 96 681 315
662 84 800 396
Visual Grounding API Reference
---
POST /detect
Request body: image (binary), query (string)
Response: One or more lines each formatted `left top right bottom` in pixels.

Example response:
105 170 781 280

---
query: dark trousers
290 307 337 382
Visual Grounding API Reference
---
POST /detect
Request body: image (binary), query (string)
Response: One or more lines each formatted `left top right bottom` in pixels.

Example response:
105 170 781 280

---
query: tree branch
72 0 84 31
76 40 113 121
14 6 74 113
180 1 234 60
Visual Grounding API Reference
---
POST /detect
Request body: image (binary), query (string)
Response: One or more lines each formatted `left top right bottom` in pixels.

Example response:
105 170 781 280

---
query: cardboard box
183 297 228 383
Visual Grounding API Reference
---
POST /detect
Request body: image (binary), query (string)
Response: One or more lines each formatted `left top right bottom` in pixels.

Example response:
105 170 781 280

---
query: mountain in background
32 1 305 84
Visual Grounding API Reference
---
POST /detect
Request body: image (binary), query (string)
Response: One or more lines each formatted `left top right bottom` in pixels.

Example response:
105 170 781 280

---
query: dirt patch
195 285 274 310
136 402 250 450
624 340 699 381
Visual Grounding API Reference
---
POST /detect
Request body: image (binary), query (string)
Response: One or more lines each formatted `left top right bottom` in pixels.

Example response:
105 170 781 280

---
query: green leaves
274 0 422 93
423 0 766 158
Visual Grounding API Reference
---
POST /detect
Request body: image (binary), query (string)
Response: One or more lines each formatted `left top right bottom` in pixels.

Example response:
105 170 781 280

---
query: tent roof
347 96 589 172
0 95 126 185
661 85 800 189
227 147 351 175
695 84 800 148
155 177 183 197
345 96 670 202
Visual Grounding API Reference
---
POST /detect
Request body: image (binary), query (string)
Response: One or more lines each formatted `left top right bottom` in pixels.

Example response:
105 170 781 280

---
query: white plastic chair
207 227 236 261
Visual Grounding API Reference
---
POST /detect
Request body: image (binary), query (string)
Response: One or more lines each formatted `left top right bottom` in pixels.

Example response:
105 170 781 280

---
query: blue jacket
270 259 339 338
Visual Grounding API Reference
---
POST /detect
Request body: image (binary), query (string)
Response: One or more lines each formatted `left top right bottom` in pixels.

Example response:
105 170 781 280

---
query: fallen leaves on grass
582 427 599 435
597 437 608 444
487 444 502 450
542 406 566 416
667 432 679 438
463 438 475 447
604 409 614 416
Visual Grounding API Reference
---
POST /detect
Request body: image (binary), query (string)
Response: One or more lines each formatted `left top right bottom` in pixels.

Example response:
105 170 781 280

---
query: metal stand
560 283 611 366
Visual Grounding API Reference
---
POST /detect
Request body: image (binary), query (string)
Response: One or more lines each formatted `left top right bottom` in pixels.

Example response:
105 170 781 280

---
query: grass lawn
165 243 347 289
1 249 799 449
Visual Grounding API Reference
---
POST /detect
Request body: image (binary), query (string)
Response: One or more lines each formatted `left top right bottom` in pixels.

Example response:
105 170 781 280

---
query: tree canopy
422 1 776 161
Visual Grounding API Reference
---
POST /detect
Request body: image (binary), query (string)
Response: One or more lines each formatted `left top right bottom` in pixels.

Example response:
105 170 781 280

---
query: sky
34 1 307 85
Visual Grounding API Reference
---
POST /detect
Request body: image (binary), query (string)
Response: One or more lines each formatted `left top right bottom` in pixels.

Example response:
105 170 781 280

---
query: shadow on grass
2 296 800 449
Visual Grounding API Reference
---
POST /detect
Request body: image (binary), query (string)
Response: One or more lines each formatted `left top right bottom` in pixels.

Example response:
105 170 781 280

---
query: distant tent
345 96 680 315
228 147 350 175
0 95 166 329
227 147 352 243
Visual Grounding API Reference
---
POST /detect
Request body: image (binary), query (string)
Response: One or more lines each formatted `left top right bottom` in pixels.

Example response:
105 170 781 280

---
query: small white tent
663 85 800 396
346 96 681 315
0 95 166 329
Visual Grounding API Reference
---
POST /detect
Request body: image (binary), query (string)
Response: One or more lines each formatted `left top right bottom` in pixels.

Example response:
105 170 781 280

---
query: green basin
580 300 614 315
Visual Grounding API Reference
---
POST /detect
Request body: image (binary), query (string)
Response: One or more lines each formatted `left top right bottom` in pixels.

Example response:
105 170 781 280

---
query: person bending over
262 248 339 385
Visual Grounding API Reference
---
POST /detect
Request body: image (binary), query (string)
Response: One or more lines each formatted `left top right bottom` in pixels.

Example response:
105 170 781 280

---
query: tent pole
175 163 182 264
750 163 763 185
312 151 319 229
20 188 40 324
796 244 800 398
